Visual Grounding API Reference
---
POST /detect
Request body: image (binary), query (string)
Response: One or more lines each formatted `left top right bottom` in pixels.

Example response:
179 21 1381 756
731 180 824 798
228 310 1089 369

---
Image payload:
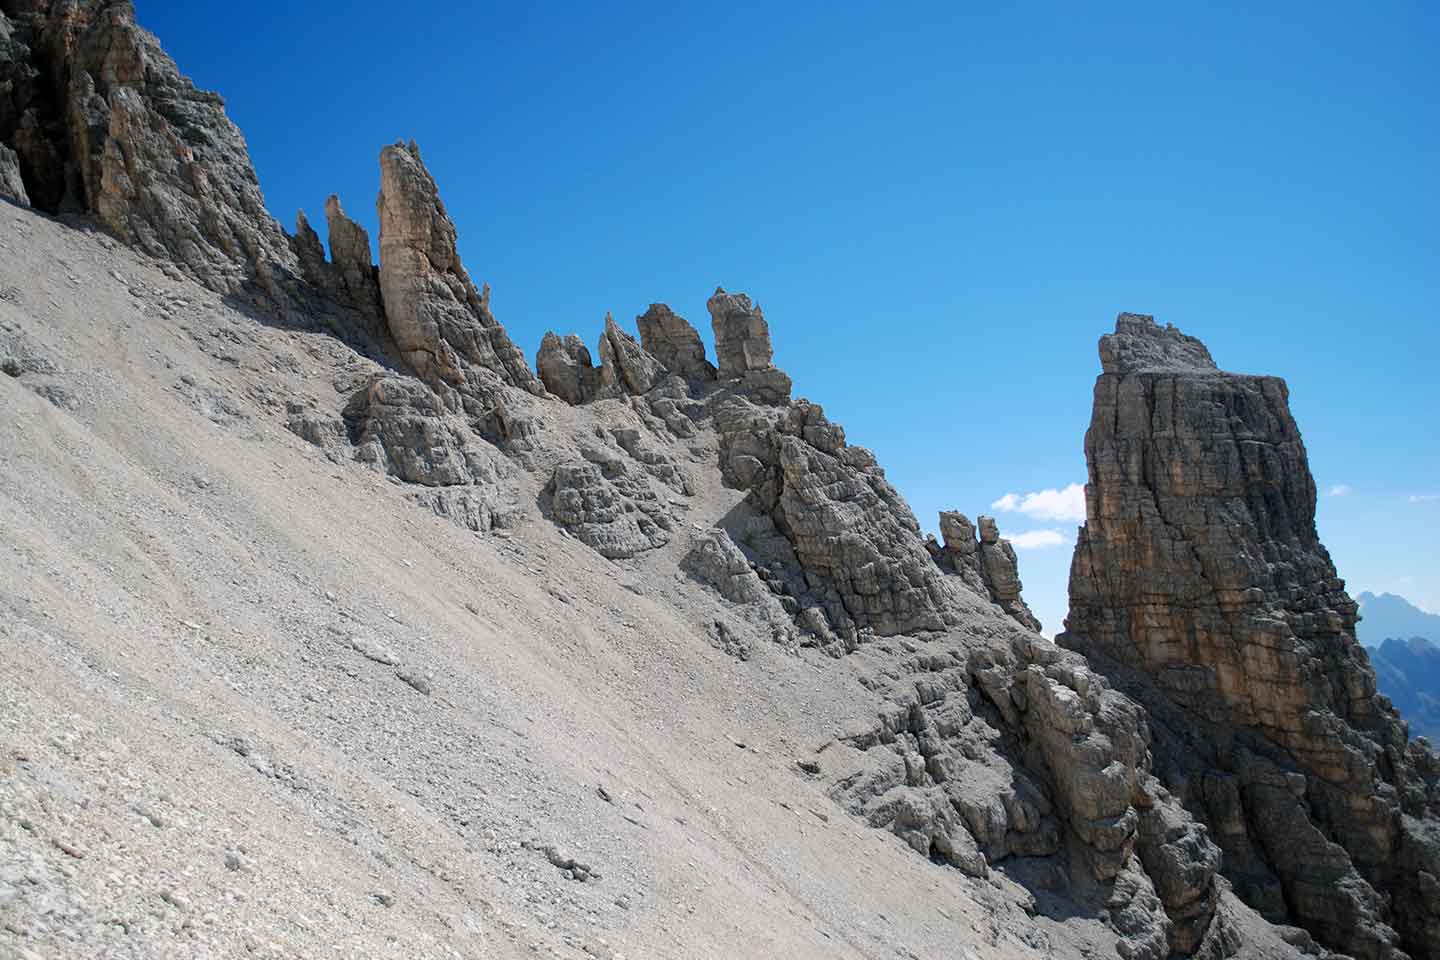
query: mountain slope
1371 637 1440 741
3 3 1436 960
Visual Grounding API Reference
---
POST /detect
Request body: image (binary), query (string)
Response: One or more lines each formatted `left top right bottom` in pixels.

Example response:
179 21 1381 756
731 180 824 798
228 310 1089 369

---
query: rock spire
1063 312 1440 959
375 140 542 397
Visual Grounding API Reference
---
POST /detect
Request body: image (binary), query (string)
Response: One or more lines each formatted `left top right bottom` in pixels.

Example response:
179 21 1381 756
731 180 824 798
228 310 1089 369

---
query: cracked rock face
635 303 715 382
536 331 600 405
0 0 299 293
1063 312 1440 960
376 140 542 397
706 287 791 404
345 375 513 489
548 454 673 560
596 313 664 397
717 396 963 642
930 512 1042 632
0 142 26 203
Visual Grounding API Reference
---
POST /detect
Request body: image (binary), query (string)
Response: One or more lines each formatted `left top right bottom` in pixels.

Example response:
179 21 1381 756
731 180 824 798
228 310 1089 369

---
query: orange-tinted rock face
1063 313 1440 960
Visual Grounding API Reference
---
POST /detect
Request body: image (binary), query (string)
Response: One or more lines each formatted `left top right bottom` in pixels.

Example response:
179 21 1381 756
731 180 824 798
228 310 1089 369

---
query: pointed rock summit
707 287 791 404
1063 312 1440 960
376 140 542 397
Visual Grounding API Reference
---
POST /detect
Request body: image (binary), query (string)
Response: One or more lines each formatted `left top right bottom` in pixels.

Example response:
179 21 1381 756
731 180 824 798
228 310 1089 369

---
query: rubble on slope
1063 312 1440 960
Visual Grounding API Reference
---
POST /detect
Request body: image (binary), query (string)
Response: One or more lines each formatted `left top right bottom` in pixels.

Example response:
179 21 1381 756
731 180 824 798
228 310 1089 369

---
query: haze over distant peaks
1357 591 1440 647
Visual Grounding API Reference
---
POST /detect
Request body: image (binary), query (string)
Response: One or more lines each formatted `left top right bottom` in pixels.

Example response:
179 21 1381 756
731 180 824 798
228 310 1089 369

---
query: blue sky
136 1 1439 632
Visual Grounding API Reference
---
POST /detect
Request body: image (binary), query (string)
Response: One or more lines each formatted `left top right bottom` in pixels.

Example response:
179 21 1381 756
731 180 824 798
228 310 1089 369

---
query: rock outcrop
536 332 600 405
376 140 542 398
322 195 384 322
0 0 299 293
548 450 673 559
1063 313 1440 960
707 287 791 404
0 142 26 203
636 303 716 382
930 512 1043 632
715 396 966 644
345 375 512 489
596 313 664 397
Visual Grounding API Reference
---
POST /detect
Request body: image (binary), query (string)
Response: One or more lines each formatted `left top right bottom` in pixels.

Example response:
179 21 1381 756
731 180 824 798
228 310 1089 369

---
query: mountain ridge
2 3 1437 959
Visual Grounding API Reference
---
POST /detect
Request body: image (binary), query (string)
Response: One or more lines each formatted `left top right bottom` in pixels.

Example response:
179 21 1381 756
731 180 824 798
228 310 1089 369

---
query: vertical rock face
375 140 542 397
323 195 383 322
707 287 791 404
1063 313 1440 960
636 303 716 381
0 0 298 293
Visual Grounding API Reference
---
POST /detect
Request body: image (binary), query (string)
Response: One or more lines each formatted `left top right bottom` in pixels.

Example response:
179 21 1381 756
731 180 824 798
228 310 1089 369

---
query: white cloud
1326 484 1353 497
990 483 1087 523
1410 494 1440 504
1005 529 1068 550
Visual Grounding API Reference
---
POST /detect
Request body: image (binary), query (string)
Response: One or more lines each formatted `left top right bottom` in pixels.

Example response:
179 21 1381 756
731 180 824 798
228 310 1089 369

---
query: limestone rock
596 313 664 397
716 396 962 641
1063 311 1440 960
707 287 791 404
0 142 26 203
548 451 672 560
1099 312 1216 375
536 332 600 405
376 140 542 396
684 528 767 604
345 374 513 488
324 195 383 320
0 1 300 293
932 511 1042 632
636 303 715 381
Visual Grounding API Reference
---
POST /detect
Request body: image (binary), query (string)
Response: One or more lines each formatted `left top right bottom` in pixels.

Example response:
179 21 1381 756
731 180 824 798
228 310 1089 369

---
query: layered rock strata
1063 313 1440 960
706 287 792 404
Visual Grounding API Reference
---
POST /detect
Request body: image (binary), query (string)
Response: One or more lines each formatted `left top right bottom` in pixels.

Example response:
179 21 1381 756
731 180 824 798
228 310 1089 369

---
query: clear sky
134 1 1439 633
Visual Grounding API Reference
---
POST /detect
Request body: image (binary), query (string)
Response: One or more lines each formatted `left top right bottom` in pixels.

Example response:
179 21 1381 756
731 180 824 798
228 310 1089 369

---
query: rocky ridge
2 4 1436 959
